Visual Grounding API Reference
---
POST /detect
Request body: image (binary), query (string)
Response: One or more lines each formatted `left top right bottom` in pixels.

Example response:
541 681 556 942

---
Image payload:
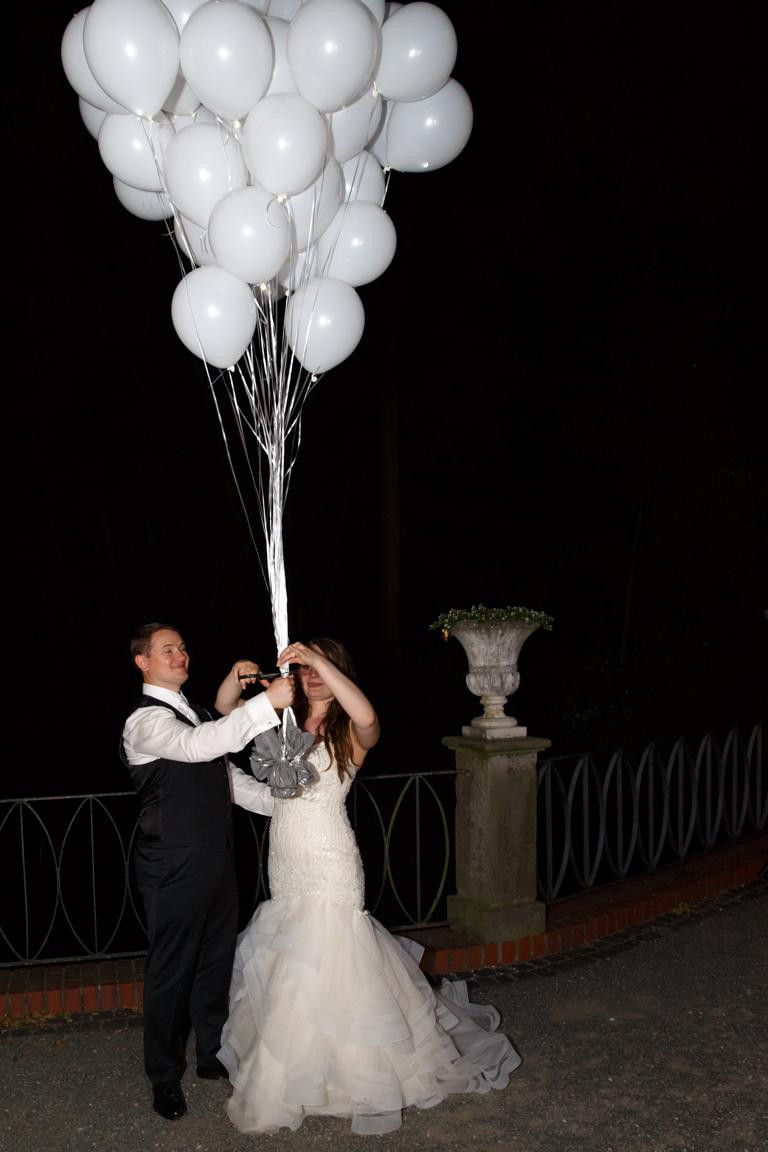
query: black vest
121 696 232 848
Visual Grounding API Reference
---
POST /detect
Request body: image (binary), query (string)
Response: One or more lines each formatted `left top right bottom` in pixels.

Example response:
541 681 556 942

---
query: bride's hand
278 642 318 670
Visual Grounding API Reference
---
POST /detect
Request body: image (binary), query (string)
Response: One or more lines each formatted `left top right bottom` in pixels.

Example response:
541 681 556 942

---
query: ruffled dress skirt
219 893 521 1134
218 749 521 1135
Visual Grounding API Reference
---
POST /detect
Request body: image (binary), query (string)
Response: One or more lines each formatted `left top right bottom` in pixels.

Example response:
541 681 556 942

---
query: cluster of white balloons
61 0 473 374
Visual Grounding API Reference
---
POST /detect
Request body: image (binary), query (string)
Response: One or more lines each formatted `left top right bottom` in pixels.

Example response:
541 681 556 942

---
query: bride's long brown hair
293 637 357 780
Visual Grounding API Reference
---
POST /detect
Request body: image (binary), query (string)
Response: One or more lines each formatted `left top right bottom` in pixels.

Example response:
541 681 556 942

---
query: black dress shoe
152 1081 186 1120
196 1057 229 1080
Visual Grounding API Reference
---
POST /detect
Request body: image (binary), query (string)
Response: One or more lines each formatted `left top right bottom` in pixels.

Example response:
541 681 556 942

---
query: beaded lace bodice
268 743 364 911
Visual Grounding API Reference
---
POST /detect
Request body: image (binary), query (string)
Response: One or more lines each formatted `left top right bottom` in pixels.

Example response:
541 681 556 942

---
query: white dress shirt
122 683 276 816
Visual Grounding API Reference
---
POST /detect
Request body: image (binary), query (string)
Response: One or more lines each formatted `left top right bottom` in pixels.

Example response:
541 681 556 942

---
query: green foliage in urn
430 604 554 641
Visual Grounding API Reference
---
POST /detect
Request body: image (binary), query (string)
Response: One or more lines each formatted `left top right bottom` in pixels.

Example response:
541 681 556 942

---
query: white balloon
174 213 217 265
328 86 383 163
113 176 175 220
285 276 365 374
179 0 273 123
163 71 201 117
286 0 381 113
284 155 344 252
264 17 297 97
368 96 391 165
375 2 457 102
278 247 315 292
61 9 127 114
172 265 257 369
383 2 403 18
78 97 108 141
375 78 472 172
160 0 208 32
341 149 386 204
264 0 302 19
170 105 218 131
83 0 180 119
98 113 173 191
243 93 328 196
209 185 291 283
315 200 396 286
164 122 248 228
360 0 386 25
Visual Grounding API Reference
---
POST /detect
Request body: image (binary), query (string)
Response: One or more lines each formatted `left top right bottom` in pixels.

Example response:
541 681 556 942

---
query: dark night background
19 2 767 796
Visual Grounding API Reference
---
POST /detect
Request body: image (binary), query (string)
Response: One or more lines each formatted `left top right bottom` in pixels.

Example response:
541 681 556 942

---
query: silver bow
249 707 316 798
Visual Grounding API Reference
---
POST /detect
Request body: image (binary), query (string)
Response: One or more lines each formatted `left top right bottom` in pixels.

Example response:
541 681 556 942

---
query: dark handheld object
239 665 300 681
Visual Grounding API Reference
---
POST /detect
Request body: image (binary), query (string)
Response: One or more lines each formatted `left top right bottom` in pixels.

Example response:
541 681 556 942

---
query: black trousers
135 835 239 1084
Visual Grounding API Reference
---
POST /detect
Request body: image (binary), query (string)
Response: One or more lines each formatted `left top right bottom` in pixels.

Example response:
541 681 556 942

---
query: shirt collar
143 683 192 712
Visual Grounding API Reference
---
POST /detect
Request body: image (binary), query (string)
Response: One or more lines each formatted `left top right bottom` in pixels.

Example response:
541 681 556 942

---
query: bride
216 636 521 1135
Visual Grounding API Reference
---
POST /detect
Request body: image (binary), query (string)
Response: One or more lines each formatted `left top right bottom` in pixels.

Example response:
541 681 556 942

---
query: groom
121 622 293 1121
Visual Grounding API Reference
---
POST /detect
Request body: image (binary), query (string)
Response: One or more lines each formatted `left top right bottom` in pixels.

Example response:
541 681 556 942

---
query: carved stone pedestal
443 735 551 943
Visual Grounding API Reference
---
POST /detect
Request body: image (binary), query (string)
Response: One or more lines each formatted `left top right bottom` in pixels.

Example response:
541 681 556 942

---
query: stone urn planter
431 605 553 739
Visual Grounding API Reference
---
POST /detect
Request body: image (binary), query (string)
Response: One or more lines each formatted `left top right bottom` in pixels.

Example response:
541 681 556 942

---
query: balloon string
146 125 330 658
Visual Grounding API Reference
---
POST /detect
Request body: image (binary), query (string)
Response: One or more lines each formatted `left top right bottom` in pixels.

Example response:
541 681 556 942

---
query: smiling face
134 628 190 692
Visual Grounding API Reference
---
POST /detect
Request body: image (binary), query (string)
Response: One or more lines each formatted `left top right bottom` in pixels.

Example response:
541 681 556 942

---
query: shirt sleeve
229 763 275 816
122 693 280 765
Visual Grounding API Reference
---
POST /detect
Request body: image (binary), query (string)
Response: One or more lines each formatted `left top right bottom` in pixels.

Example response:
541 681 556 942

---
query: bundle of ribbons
249 707 316 798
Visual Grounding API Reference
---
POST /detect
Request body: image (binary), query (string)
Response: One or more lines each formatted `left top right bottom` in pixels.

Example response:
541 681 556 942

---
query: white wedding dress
218 743 521 1135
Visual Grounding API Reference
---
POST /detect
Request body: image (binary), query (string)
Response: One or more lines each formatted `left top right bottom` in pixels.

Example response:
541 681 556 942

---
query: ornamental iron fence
1 723 763 967
0 770 457 968
536 722 765 902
